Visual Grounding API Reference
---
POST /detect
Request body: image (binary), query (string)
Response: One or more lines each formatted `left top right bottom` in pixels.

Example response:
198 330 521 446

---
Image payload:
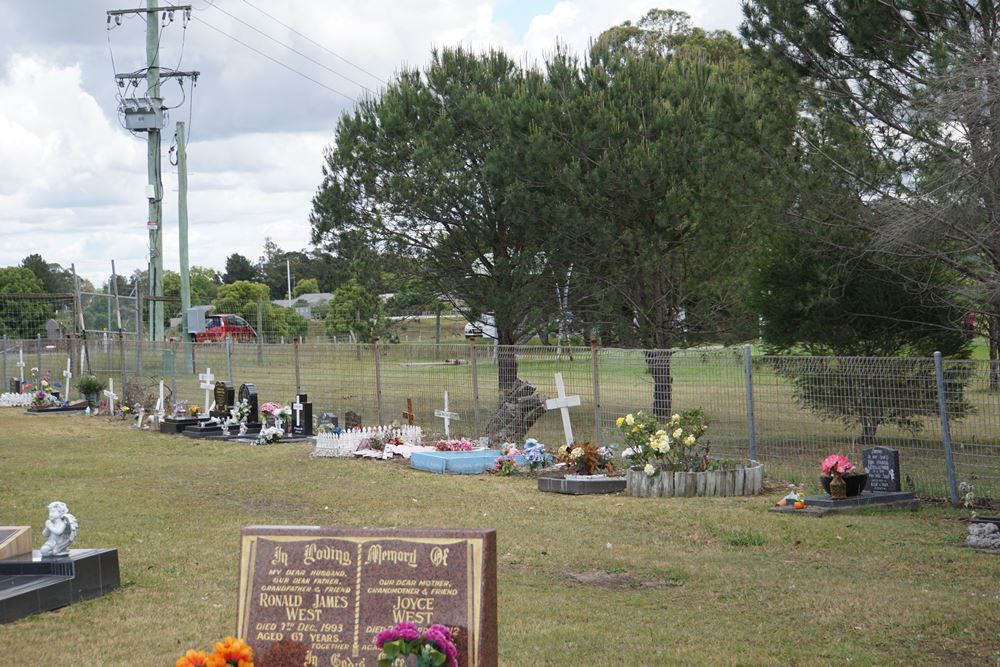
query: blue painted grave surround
410 450 504 474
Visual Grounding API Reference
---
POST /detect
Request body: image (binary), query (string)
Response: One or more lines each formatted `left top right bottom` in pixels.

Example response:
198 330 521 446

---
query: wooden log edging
626 461 764 498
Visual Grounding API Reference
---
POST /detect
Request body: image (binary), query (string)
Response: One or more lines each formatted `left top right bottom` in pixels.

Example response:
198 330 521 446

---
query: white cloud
0 1 745 285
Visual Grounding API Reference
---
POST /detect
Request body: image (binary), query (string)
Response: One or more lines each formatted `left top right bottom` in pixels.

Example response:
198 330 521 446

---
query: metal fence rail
5 339 998 505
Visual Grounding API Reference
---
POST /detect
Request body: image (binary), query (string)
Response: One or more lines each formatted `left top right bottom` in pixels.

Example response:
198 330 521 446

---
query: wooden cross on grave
16 348 25 389
103 379 118 414
434 391 460 439
155 380 165 418
62 357 73 400
545 372 581 446
198 368 215 413
401 398 415 426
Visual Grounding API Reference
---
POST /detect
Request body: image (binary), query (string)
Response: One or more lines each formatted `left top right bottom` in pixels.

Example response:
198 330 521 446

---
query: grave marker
16 349 24 390
155 380 165 418
239 383 259 424
198 368 215 413
402 398 415 426
544 373 581 446
863 446 902 493
212 381 235 419
237 525 497 667
103 379 118 414
291 393 313 436
434 391 460 439
62 357 72 400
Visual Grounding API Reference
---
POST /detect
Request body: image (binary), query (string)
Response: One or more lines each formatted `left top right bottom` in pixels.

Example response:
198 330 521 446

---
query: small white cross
135 407 145 428
293 399 303 427
62 357 73 399
198 367 215 413
16 348 25 387
434 391 460 439
155 380 165 418
103 379 118 414
545 372 581 446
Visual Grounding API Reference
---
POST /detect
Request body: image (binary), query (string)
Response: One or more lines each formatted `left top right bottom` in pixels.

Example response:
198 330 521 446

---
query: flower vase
828 471 847 500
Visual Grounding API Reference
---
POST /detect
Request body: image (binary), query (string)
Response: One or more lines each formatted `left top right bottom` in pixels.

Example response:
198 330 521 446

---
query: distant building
272 292 332 320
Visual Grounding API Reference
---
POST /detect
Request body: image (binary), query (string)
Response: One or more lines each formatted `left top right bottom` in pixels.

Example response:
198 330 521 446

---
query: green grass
1 412 999 665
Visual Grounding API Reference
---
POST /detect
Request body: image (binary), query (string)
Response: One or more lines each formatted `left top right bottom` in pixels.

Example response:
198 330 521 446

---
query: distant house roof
273 292 332 308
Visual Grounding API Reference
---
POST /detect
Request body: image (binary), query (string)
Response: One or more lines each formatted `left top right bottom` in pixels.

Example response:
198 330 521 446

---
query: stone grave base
24 401 89 415
411 450 503 474
539 474 627 495
769 490 919 516
0 548 120 624
160 417 208 434
225 434 315 445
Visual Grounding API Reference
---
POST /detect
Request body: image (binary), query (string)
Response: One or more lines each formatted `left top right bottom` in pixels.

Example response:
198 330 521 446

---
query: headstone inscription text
214 381 235 415
862 446 901 493
238 526 497 667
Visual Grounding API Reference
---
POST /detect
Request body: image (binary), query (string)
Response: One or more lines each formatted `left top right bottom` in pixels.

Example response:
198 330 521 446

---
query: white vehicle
463 314 498 340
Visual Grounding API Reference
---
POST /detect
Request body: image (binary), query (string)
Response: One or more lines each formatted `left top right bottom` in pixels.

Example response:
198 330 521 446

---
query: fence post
118 331 126 398
373 337 384 425
225 336 234 387
36 334 42 376
293 337 301 395
1 345 6 388
67 336 76 400
591 338 602 445
469 337 481 437
256 299 264 365
135 293 142 374
743 344 757 462
934 351 961 506
170 340 177 410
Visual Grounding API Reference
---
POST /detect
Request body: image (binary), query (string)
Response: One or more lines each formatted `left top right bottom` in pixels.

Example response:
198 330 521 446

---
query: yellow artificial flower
625 413 635 426
672 428 683 439
616 417 624 427
683 435 696 446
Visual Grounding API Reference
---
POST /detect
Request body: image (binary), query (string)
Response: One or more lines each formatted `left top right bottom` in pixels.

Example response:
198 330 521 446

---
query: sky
0 0 744 287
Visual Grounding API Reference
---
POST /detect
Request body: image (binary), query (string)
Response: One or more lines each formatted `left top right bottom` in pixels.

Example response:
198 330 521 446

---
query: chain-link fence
4 339 997 504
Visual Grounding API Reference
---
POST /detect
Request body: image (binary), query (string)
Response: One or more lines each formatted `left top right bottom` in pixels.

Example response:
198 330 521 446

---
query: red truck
191 314 257 342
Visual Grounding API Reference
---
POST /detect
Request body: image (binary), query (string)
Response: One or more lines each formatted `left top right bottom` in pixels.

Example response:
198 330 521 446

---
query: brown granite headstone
237 525 497 667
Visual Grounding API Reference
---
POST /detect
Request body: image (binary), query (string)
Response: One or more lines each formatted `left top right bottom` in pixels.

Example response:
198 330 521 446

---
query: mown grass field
0 412 998 666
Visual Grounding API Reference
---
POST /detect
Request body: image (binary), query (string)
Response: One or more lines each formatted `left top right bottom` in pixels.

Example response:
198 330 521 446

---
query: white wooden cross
434 391 460 439
293 398 303 429
103 379 118 414
545 372 581 446
16 348 25 389
62 357 73 400
155 380 165 418
135 407 145 429
198 367 215 413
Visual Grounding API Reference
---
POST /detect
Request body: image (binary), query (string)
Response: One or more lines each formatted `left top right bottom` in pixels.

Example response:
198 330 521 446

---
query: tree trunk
990 312 999 391
644 349 673 420
483 378 547 443
856 418 878 446
497 344 518 396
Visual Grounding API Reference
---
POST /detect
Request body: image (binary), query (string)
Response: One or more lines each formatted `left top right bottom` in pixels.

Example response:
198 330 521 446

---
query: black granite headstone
239 383 259 424
211 381 235 419
862 446 902 493
344 410 362 429
8 378 19 394
291 393 313 436
317 412 338 428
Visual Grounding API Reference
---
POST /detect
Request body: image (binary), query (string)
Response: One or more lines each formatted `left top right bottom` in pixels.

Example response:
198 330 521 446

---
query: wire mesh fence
3 338 997 504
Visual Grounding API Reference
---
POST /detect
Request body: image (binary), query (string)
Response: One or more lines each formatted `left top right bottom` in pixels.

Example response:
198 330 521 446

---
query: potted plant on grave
820 454 868 498
77 375 105 407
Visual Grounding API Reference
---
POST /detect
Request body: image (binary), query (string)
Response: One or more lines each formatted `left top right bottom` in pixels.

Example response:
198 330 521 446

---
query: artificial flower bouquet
555 441 615 475
435 438 475 452
821 454 859 477
376 622 458 667
176 636 253 667
254 425 284 445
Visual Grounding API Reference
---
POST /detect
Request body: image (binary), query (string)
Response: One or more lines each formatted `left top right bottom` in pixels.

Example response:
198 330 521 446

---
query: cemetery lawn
1 413 997 667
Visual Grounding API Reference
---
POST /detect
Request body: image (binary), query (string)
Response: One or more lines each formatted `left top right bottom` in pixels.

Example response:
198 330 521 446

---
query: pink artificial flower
395 622 420 641
375 627 399 648
260 402 282 415
822 454 854 475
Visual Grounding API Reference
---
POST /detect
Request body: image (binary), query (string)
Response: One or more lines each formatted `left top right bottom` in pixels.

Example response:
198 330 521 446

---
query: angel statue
40 501 78 557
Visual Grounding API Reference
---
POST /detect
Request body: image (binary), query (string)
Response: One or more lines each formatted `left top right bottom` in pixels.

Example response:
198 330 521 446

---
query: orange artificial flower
207 636 254 667
176 649 209 667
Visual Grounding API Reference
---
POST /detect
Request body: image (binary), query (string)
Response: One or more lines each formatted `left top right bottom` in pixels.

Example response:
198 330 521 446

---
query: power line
192 15 357 103
239 0 386 86
206 2 377 95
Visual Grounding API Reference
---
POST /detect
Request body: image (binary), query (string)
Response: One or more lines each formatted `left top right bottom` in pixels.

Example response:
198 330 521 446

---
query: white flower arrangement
253 425 284 445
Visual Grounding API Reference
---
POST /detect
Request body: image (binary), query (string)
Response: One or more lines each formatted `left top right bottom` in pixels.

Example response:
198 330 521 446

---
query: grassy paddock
1 412 998 666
